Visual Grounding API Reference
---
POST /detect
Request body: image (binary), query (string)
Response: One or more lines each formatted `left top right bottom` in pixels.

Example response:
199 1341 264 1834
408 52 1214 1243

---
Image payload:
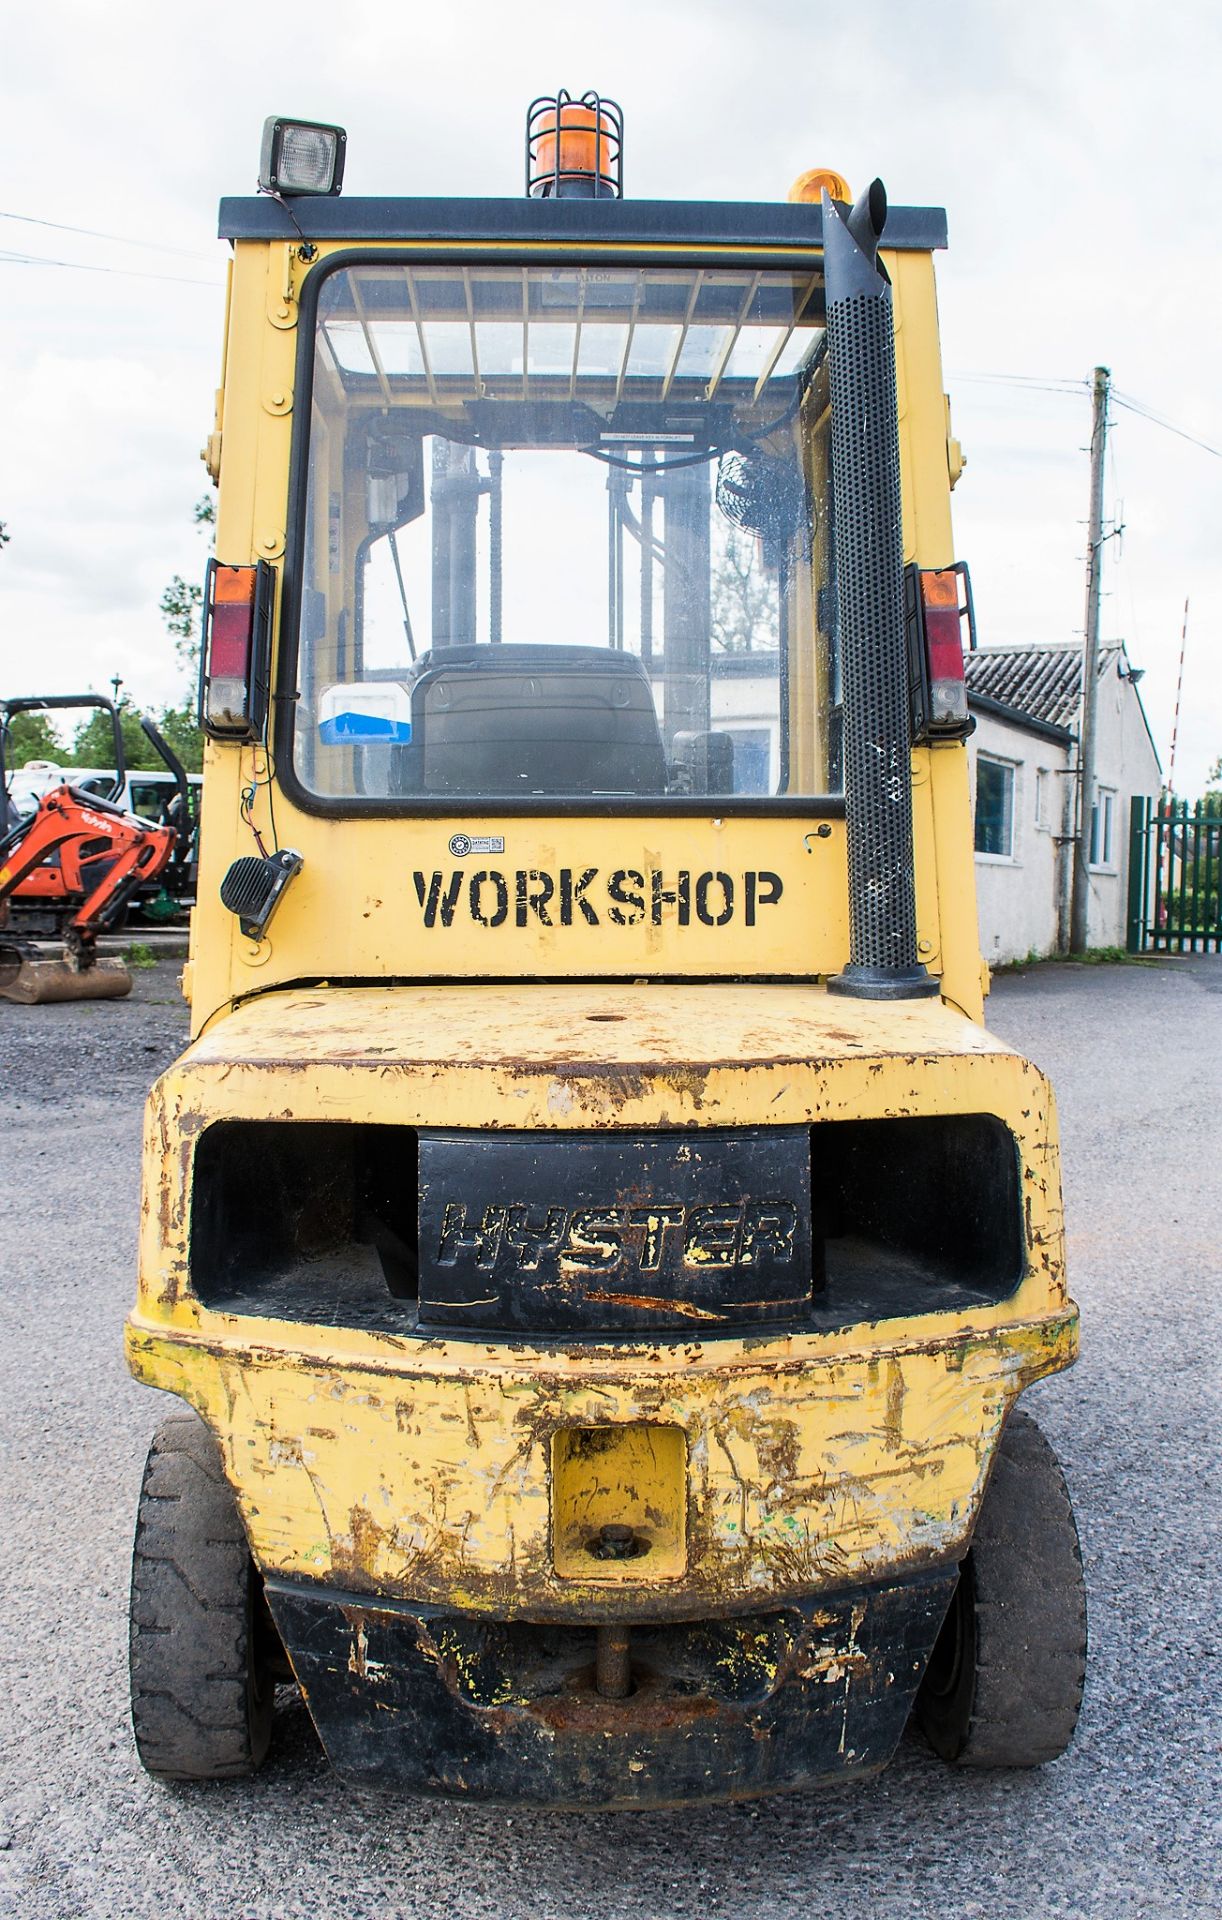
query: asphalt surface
1 957 1219 1920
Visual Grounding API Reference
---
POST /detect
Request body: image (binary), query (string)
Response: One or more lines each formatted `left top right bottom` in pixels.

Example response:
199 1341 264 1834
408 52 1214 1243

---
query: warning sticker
448 834 506 858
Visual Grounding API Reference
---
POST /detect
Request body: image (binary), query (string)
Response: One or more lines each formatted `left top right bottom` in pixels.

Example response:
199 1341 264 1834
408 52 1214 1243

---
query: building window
728 729 772 795
975 756 1016 858
1090 787 1116 867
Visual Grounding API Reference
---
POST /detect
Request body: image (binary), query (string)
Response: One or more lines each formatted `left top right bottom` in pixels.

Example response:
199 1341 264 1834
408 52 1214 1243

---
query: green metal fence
1128 795 1222 953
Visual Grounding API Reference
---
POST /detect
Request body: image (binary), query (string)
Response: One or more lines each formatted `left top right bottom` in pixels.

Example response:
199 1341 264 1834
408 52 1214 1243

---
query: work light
258 116 346 196
526 91 622 199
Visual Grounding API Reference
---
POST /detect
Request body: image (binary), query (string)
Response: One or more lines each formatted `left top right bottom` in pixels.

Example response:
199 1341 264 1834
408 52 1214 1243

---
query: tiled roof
963 645 1089 729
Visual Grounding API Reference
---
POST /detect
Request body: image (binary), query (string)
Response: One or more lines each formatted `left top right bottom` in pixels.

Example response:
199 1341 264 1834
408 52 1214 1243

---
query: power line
0 209 214 262
949 370 1088 395
1111 388 1222 460
0 248 219 289
952 367 1222 459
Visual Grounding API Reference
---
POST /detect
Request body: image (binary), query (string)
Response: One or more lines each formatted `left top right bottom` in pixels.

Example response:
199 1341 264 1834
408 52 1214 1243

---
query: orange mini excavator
0 695 187 1003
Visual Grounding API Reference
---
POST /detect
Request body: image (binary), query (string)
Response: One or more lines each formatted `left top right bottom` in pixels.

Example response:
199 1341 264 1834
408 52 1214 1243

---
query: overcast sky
1 0 1218 791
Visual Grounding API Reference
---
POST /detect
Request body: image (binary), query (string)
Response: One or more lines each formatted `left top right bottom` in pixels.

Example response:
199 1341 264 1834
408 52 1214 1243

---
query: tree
155 492 214 771
710 523 778 654
71 698 168 772
2 709 64 768
161 494 214 672
161 572 204 656
7 495 213 783
154 701 204 774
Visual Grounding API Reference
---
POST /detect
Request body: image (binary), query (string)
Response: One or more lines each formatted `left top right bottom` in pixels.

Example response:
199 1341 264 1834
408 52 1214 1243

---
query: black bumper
266 1569 956 1808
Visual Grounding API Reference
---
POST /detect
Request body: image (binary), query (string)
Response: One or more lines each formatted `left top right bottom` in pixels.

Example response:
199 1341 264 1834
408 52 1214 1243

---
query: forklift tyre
129 1411 276 1781
915 1408 1086 1767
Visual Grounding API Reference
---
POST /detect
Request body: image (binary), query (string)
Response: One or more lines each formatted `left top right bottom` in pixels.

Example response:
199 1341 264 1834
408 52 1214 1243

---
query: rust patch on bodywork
130 980 1075 1627
127 1300 1075 1625
585 1290 733 1323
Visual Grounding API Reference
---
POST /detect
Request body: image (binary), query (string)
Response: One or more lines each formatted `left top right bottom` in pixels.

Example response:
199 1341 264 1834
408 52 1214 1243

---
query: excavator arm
0 785 177 955
0 697 192 1004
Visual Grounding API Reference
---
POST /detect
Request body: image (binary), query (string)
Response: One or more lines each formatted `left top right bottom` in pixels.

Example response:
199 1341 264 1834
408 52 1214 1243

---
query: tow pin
589 1522 648 1561
598 1523 637 1559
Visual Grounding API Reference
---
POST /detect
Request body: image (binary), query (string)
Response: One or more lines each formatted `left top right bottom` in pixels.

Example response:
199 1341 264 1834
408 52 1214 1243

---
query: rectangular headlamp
258 116 346 197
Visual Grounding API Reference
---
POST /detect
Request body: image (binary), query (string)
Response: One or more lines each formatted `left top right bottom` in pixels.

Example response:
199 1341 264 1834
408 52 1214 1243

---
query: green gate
1128 796 1222 953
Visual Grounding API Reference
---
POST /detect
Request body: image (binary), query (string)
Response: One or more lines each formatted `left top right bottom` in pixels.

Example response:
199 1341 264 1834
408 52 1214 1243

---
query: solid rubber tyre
915 1406 1087 1767
129 1411 276 1781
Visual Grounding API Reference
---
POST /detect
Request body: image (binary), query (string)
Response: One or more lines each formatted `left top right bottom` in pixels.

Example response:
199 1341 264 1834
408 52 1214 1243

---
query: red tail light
199 560 274 741
921 570 969 725
906 562 976 742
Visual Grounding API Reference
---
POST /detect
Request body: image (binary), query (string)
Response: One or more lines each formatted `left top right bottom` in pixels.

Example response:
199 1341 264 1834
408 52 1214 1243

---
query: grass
1069 944 1150 965
996 943 1160 972
122 942 158 970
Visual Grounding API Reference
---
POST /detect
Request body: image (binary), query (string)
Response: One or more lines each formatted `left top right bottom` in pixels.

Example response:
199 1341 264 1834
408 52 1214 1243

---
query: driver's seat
395 644 667 798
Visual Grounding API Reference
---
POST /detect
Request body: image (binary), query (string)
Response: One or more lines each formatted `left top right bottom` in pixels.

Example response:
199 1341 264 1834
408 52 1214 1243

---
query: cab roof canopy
217 196 948 251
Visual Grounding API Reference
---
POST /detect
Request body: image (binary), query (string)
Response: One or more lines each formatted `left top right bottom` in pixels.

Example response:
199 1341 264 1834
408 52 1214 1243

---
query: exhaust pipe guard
822 184 937 1001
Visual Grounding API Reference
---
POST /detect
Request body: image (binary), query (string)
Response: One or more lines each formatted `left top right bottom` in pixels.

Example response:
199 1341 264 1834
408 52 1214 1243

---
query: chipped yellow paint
552 1424 688 1581
129 981 1075 1623
136 982 1067 1319
127 1303 1074 1622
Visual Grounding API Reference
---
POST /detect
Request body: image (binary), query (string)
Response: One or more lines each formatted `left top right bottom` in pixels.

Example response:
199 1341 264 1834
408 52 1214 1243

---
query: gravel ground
1 957 1219 1920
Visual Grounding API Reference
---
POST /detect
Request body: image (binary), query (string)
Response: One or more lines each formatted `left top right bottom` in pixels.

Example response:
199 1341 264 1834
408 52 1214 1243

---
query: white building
965 641 1161 964
706 652 781 792
650 639 1162 964
650 651 783 793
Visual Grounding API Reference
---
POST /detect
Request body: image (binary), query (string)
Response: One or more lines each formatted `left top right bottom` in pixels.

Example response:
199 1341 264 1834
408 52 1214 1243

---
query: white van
9 760 201 826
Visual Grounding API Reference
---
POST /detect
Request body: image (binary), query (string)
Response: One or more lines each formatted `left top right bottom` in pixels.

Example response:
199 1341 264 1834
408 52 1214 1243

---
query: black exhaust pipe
822 183 937 1001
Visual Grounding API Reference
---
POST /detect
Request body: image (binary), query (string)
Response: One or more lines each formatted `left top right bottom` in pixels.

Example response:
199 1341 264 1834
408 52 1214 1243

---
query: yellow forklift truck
126 96 1086 1803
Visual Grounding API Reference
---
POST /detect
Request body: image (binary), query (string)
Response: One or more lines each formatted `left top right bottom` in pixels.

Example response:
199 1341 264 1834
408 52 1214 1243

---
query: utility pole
1069 365 1110 953
1166 597 1189 796
1160 599 1190 925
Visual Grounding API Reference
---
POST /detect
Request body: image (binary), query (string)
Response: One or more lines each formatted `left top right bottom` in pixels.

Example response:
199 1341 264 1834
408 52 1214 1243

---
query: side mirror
365 430 425 533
